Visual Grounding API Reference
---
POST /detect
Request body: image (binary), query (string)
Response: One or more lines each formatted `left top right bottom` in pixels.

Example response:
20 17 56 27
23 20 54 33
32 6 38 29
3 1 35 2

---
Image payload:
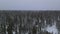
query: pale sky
0 0 60 10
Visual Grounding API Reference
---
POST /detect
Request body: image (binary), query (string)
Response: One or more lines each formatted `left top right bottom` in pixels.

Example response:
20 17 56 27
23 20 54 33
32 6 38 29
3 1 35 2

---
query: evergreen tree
6 15 13 34
19 16 22 34
32 26 37 34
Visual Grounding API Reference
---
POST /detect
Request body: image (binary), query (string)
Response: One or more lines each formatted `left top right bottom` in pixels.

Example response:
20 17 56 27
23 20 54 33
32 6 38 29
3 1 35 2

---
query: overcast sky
0 0 60 10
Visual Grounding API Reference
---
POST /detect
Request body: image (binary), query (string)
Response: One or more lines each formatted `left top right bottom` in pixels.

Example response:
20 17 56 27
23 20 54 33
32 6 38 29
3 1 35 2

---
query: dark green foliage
7 24 13 34
32 26 37 34
6 15 13 34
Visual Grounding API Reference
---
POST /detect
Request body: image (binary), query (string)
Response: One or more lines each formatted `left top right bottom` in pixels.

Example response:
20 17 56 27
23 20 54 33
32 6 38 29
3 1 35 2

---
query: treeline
0 11 60 34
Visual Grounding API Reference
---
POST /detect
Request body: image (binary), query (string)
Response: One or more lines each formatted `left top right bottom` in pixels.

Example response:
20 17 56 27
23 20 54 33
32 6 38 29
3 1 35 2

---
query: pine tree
14 16 18 34
32 26 37 34
19 16 22 34
6 15 13 34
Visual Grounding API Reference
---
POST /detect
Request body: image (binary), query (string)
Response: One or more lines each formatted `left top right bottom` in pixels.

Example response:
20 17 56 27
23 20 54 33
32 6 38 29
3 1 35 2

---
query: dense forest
0 11 60 34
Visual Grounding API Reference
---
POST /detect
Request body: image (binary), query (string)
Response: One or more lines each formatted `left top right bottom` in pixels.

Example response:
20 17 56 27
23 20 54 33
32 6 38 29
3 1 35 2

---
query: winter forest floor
0 10 60 34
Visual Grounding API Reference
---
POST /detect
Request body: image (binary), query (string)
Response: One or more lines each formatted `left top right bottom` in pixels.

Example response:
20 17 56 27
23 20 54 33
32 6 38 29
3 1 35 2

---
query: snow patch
41 21 58 34
46 24 58 34
46 23 58 34
13 31 15 34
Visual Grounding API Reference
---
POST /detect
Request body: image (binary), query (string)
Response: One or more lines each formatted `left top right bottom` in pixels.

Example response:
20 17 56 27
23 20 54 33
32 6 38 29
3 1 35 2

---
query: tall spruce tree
6 15 13 34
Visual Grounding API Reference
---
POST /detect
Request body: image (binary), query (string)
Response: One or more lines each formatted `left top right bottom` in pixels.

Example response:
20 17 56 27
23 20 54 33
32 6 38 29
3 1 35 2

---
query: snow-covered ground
41 21 58 34
46 24 58 34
